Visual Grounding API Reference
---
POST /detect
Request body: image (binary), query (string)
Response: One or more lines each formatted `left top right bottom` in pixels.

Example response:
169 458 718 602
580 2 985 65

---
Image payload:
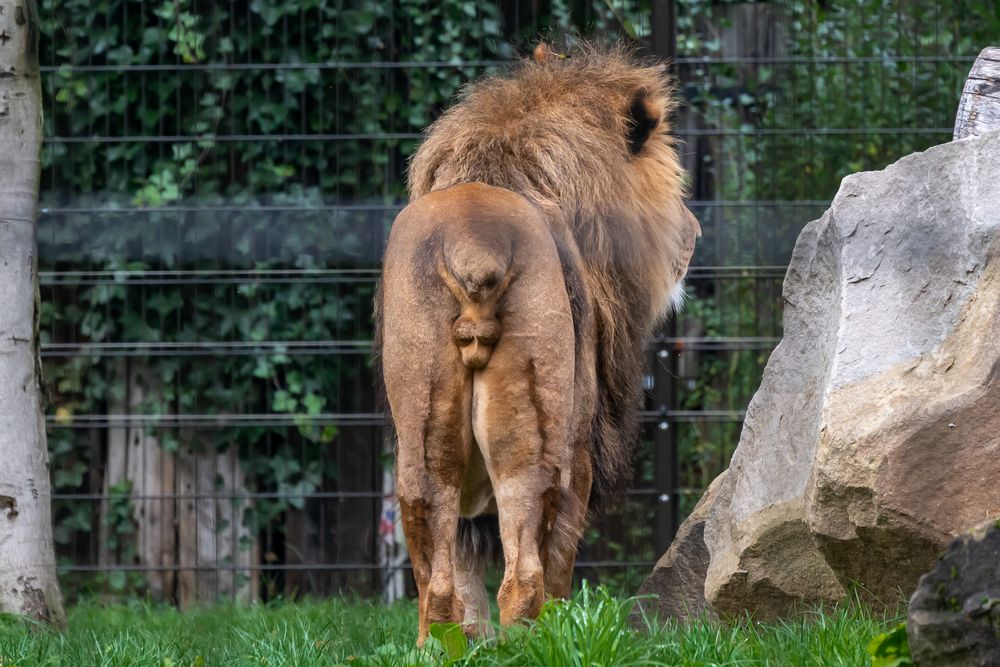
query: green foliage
36 0 673 599
155 0 207 64
516 584 651 666
0 590 902 666
867 622 913 667
102 480 146 594
38 0 514 600
663 0 1000 527
38 0 1000 602
428 623 469 663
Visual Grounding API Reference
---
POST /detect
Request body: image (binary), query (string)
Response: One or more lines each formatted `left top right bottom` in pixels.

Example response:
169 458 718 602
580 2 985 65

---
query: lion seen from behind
375 42 700 642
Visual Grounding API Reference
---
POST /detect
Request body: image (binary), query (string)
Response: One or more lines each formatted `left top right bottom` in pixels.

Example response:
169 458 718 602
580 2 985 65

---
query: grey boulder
641 130 1000 621
908 520 1000 667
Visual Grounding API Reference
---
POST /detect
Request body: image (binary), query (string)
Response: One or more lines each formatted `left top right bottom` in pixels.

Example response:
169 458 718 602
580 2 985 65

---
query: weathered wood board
102 360 256 605
954 47 1000 140
101 361 176 600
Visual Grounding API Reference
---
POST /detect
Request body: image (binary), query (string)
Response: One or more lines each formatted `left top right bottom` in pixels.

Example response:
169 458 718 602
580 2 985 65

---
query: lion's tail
440 232 513 370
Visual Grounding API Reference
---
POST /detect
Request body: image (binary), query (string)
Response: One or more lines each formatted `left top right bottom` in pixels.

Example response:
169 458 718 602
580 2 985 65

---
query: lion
375 42 700 642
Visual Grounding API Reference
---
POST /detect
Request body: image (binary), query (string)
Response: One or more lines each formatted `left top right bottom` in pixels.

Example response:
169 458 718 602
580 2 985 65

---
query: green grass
0 585 898 667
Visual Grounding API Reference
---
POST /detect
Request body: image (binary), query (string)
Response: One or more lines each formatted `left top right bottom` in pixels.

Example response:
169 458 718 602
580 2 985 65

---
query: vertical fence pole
652 341 680 556
651 0 680 556
651 0 677 63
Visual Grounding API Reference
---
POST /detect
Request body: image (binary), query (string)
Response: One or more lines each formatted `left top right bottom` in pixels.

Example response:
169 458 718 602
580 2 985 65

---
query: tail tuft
457 514 501 564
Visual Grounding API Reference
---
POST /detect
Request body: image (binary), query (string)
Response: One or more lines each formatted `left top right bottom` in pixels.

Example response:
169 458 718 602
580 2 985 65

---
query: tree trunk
953 47 1000 141
0 0 67 626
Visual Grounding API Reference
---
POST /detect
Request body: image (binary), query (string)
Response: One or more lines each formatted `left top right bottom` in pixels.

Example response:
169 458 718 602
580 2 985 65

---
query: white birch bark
0 0 66 626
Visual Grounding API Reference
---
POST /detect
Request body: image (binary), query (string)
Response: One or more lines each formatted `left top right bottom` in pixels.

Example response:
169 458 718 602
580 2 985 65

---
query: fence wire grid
36 0 995 604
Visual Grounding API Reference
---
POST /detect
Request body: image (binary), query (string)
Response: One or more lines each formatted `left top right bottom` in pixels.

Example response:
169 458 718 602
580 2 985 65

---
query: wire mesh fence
37 0 996 604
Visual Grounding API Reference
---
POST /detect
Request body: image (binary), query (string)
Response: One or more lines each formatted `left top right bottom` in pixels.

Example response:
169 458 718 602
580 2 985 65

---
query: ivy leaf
272 390 297 413
302 393 325 415
108 570 127 592
428 622 468 663
867 623 913 667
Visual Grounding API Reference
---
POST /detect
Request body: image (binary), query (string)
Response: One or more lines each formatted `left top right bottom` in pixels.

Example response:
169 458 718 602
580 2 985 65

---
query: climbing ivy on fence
38 0 999 600
668 0 1000 518
38 0 515 598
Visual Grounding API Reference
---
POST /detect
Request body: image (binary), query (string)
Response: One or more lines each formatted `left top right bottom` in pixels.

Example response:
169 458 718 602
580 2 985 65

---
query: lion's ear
625 88 661 156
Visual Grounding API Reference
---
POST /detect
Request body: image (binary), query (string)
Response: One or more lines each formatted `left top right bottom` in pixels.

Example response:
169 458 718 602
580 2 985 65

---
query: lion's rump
406 44 692 513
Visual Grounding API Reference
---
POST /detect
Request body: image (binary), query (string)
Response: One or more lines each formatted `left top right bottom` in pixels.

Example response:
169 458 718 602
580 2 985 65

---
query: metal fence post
650 0 680 557
651 0 677 64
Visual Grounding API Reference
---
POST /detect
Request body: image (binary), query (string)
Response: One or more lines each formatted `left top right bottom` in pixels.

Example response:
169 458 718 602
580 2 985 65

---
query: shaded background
38 0 1000 604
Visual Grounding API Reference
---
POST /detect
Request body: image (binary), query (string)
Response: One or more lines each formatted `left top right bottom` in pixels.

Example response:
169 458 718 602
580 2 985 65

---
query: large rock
908 520 1000 667
691 130 1000 620
632 473 725 625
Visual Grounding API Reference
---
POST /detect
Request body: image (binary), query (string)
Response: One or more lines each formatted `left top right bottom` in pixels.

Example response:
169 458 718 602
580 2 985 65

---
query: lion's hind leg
531 426 591 601
391 361 473 643
471 268 577 625
382 278 474 643
393 377 472 644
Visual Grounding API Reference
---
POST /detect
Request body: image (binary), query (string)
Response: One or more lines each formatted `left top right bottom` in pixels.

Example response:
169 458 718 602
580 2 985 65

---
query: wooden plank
125 364 176 601
954 47 1000 140
176 438 255 606
157 441 177 600
99 360 175 601
192 447 217 602
212 446 255 603
283 506 314 597
98 360 128 590
175 438 198 608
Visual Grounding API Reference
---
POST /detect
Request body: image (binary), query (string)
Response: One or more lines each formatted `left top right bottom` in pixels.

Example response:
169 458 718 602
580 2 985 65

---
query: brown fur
407 43 699 510
376 43 699 642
